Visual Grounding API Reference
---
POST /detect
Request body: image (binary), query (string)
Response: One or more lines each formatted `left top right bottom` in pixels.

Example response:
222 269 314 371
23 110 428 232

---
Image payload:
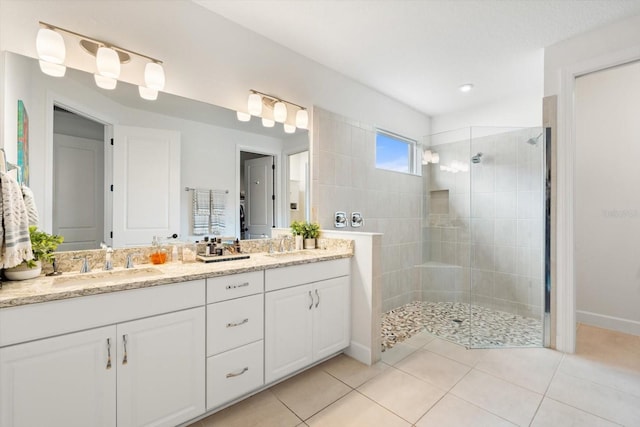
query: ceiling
194 0 640 117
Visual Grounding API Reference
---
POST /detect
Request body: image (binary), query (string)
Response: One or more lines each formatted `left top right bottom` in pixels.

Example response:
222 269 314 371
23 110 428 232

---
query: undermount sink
53 267 165 288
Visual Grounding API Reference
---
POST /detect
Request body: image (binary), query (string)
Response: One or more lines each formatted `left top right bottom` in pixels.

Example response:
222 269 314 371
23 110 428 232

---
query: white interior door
112 126 180 247
53 133 105 250
245 156 274 238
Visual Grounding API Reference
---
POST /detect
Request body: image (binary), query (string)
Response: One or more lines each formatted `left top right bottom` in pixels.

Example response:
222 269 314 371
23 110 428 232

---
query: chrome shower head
526 132 543 146
471 152 483 164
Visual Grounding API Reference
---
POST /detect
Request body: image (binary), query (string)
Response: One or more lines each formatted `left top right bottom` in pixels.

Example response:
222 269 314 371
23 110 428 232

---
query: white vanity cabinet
264 259 350 384
0 280 206 427
0 326 117 427
206 271 265 410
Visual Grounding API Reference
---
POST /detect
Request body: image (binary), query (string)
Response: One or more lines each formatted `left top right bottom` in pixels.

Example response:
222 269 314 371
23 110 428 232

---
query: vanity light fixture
242 89 308 131
422 149 440 165
236 111 251 122
262 117 275 128
35 21 165 100
459 83 474 93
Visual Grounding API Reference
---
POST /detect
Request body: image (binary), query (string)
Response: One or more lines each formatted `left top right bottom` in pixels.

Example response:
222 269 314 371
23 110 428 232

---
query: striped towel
192 190 210 235
211 192 227 235
0 172 33 268
21 185 39 227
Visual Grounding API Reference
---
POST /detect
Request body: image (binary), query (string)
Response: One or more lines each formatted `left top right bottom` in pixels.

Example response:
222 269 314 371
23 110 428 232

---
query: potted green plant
4 226 64 281
302 221 320 249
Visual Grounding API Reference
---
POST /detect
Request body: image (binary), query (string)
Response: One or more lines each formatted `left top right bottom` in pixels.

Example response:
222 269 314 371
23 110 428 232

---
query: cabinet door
313 276 351 361
0 326 116 427
116 307 205 427
264 284 313 383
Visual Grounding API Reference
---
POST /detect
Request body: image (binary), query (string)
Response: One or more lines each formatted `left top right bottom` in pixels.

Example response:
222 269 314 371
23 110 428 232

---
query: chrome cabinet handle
315 289 320 308
226 282 250 290
226 367 249 378
122 334 128 365
106 338 112 370
308 290 313 310
226 318 249 328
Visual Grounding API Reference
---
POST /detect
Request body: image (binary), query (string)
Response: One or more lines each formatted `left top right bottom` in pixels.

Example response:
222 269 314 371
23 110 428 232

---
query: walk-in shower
382 126 550 349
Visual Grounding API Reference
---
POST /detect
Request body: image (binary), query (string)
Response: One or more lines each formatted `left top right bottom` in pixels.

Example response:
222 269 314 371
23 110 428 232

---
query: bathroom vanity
0 249 351 427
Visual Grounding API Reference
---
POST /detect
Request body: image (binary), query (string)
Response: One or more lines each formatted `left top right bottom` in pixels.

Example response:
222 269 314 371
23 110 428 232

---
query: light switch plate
335 211 347 228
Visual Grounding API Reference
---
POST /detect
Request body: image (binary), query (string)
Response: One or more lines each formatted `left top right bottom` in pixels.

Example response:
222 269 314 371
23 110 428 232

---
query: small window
375 129 417 174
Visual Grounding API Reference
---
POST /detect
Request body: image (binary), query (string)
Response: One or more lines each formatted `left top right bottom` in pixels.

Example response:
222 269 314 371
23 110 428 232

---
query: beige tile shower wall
312 107 423 312
422 129 544 319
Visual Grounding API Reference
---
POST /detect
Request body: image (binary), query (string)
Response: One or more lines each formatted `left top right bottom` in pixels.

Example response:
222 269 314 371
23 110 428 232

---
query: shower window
375 129 418 174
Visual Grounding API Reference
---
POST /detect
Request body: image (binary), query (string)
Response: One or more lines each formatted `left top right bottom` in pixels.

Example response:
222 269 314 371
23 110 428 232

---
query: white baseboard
576 310 640 336
345 341 372 365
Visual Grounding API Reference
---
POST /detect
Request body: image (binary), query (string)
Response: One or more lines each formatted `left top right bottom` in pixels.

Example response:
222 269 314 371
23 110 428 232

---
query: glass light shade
248 93 262 116
431 153 440 164
283 124 296 134
422 149 433 164
138 86 158 100
262 118 275 128
36 28 65 64
94 74 117 90
295 109 309 129
273 101 287 123
144 62 165 91
96 46 120 78
236 111 251 122
39 60 66 77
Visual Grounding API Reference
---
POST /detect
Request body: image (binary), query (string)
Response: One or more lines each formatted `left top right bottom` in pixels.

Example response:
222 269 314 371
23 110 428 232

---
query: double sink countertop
0 248 353 309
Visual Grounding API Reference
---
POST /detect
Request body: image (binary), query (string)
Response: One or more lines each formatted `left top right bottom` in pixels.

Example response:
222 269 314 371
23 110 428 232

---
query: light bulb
284 124 296 134
273 101 287 123
248 93 262 116
236 111 251 122
96 46 120 78
138 86 158 100
262 118 275 128
39 60 66 77
144 62 165 91
94 74 117 90
295 109 309 129
36 28 65 64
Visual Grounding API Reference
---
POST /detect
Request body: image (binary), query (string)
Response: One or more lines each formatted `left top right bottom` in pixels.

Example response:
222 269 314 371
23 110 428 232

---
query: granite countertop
0 248 353 309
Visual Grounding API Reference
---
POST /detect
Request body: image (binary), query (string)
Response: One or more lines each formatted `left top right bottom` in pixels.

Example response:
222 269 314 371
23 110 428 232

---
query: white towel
0 172 33 268
21 185 39 227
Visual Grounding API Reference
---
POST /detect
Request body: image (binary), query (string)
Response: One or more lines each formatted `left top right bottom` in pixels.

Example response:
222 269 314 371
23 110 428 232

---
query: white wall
0 0 430 140
574 61 640 335
544 12 640 350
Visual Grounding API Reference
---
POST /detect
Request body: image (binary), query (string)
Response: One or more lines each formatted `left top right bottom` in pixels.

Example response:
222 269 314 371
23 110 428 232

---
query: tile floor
189 323 640 426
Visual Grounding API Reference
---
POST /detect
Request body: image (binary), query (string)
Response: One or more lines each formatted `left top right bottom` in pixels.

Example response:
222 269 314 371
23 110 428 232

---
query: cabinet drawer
265 258 350 292
207 294 263 356
207 271 264 303
206 340 264 410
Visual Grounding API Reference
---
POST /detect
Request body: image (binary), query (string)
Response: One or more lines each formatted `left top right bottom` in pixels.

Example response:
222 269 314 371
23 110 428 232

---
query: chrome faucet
125 253 141 269
73 256 91 273
101 242 113 271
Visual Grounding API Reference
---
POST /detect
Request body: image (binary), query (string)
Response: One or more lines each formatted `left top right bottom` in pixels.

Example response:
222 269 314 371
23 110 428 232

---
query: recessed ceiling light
459 83 474 93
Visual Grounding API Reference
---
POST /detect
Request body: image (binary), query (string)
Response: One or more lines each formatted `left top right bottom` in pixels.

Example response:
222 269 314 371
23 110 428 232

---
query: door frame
45 91 115 244
236 145 281 239
556 45 640 353
283 148 310 225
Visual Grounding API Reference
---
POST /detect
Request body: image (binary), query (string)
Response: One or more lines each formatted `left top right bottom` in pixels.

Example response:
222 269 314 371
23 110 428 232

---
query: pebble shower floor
381 301 543 349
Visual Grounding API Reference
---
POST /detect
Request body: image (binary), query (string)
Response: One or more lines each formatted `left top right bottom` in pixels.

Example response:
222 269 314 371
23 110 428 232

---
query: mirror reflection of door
53 106 106 250
241 152 275 239
287 151 309 225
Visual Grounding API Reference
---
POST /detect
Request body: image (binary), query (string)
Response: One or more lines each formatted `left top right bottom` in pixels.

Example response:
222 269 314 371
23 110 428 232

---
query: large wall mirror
1 51 309 250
